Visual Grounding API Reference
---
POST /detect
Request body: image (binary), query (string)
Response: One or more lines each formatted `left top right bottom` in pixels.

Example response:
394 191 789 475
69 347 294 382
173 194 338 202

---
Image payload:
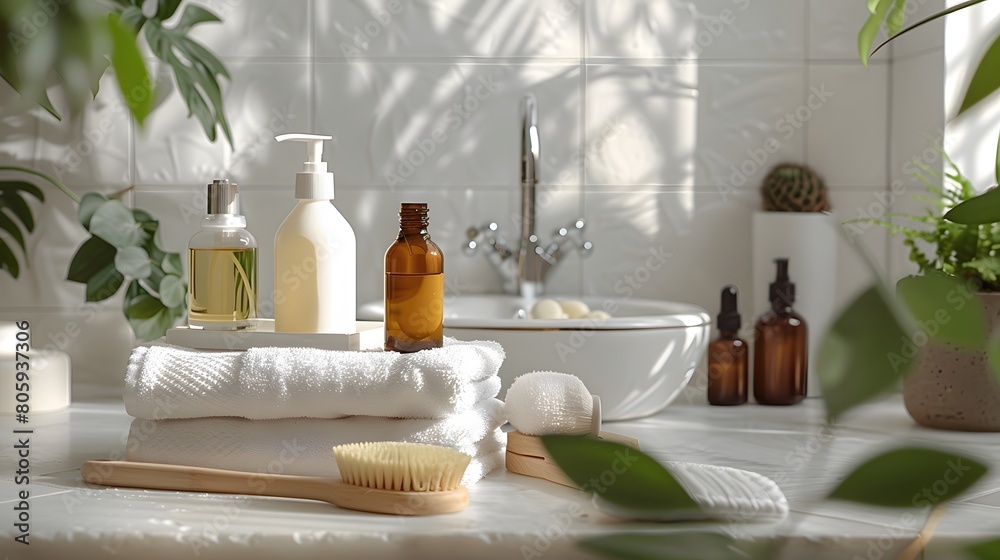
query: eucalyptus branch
0 165 81 204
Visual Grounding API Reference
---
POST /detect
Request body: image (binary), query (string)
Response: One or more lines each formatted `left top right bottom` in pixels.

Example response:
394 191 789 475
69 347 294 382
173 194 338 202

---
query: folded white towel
124 338 505 420
125 399 506 485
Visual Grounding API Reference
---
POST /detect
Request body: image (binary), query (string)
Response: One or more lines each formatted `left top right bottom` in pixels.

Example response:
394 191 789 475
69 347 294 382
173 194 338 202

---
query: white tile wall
0 0 948 386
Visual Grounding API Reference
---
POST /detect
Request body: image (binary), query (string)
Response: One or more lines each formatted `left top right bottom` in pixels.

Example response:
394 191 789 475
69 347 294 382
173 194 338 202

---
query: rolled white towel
124 338 504 420
125 399 506 485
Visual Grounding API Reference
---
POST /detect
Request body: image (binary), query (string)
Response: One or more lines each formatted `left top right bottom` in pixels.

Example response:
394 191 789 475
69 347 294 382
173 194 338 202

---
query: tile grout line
309 0 317 135
802 0 810 163
578 0 588 296
885 21 895 272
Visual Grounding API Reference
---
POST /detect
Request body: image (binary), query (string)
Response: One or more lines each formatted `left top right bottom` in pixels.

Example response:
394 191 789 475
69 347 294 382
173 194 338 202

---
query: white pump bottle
273 133 357 333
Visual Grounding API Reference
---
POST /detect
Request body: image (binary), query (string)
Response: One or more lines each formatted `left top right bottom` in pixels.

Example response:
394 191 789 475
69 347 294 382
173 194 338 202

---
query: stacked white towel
126 400 506 486
124 338 505 419
124 338 507 485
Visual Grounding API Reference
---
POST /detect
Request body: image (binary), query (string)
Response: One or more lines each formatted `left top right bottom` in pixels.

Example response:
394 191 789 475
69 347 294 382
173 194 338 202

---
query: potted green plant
753 163 836 396
846 154 1000 430
0 0 234 340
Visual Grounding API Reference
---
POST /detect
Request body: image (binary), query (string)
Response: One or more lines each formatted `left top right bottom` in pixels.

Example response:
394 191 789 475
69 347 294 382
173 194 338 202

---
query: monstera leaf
0 181 44 278
0 0 230 145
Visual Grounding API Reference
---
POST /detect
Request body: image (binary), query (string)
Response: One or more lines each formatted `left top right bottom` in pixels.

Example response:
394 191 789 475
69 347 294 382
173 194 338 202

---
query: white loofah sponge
504 371 600 436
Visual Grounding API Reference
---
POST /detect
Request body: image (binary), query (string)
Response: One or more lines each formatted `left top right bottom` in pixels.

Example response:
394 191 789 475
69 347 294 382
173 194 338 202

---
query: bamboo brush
81 441 471 516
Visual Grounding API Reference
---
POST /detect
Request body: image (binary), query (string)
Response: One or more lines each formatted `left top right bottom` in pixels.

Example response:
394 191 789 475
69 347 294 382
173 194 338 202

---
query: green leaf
162 252 183 275
869 0 991 57
579 533 760 560
969 538 1000 560
829 447 988 508
155 0 183 21
143 6 232 147
541 436 698 513
0 181 43 231
944 186 1000 224
819 286 915 420
67 236 124 302
159 274 185 308
124 279 177 341
0 210 25 254
859 0 892 66
78 192 108 230
114 246 152 279
996 130 1000 186
964 256 1000 284
886 0 907 35
959 33 1000 116
89 198 146 248
0 241 19 278
175 5 221 32
0 181 45 278
896 274 986 348
107 13 155 126
0 59 62 120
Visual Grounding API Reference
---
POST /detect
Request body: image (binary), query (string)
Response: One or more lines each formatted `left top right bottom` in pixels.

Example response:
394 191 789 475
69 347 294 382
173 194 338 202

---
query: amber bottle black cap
717 285 741 331
769 258 795 307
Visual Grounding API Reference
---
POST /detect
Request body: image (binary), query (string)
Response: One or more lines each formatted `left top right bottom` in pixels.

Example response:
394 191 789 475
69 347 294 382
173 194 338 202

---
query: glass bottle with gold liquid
187 180 258 330
384 203 443 352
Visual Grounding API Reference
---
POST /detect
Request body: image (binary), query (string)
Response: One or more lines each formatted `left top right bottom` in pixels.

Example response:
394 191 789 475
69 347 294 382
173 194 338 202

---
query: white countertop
2 388 1000 560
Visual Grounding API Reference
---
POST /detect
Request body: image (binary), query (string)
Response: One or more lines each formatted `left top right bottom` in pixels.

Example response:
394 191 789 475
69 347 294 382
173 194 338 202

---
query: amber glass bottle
708 285 748 406
384 203 444 352
753 258 808 405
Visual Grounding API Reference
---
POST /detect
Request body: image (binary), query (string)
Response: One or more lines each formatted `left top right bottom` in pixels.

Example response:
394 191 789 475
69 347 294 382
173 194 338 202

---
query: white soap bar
0 322 72 414
166 319 384 351
530 299 567 320
560 300 591 319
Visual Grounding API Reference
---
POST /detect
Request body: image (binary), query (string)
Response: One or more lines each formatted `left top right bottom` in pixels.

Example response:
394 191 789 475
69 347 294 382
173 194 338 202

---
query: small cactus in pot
761 163 831 212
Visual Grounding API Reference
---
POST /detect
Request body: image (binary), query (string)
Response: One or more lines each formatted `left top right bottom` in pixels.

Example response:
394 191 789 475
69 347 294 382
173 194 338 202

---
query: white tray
165 319 384 351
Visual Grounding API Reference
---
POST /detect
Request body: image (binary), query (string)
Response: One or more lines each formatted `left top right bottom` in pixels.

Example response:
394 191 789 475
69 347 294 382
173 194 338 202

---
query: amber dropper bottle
753 258 808 405
384 203 444 353
708 285 748 406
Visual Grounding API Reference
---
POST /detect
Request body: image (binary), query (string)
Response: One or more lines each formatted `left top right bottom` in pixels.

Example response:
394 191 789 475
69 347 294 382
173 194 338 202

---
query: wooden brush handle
81 460 469 516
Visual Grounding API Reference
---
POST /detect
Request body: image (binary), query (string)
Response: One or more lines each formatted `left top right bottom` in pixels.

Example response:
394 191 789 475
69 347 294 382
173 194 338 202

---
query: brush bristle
332 442 471 492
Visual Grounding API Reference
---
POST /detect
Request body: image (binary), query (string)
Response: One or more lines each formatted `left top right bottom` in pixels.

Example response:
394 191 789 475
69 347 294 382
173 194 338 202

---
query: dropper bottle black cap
717 285 741 332
769 258 795 308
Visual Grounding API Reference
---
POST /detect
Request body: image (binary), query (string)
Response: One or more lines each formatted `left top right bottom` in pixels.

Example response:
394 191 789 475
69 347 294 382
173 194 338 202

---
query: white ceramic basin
359 295 710 421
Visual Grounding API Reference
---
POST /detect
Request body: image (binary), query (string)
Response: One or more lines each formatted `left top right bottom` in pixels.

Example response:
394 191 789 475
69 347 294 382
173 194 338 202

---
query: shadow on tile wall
0 0 945 384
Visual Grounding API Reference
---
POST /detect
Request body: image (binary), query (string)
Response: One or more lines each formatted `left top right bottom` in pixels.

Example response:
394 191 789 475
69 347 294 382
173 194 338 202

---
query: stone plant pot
904 292 1000 431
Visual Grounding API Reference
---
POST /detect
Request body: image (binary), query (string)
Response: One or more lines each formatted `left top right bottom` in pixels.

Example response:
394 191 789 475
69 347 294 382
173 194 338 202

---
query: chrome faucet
465 94 592 299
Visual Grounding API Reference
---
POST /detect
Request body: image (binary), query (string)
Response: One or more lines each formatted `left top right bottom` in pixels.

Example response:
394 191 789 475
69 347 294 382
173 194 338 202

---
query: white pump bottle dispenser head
275 133 335 200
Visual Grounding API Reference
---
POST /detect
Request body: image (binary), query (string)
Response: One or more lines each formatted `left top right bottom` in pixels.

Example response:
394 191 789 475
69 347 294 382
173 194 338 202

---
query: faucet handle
465 222 512 258
552 218 593 257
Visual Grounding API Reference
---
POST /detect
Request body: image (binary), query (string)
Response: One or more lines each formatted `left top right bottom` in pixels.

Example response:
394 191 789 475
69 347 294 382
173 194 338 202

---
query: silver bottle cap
207 179 240 215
